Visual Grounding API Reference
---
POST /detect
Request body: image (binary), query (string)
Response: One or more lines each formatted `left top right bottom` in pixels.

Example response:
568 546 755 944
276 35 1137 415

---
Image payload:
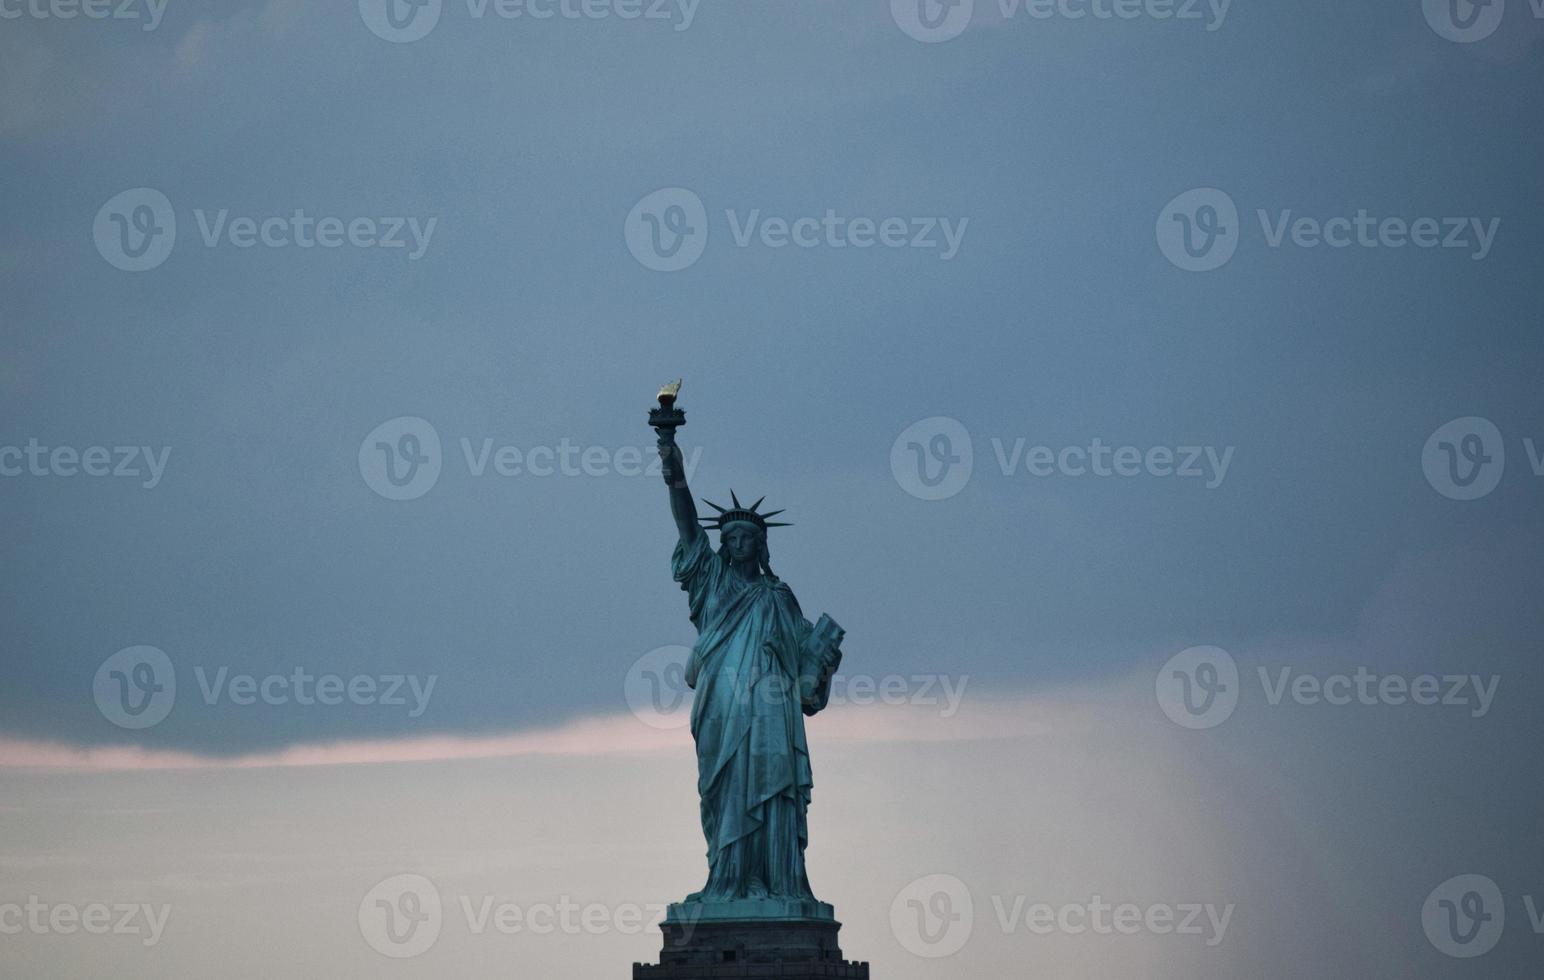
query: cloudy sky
2 1 1542 977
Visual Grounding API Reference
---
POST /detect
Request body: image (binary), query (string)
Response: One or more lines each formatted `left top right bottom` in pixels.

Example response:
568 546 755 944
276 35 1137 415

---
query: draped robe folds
672 531 830 903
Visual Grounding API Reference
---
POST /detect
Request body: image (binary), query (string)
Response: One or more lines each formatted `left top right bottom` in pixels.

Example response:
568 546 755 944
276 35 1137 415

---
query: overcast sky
2 1 1542 977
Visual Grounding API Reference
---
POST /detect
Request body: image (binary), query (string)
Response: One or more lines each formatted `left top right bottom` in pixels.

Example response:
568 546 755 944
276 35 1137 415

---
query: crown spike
696 491 791 533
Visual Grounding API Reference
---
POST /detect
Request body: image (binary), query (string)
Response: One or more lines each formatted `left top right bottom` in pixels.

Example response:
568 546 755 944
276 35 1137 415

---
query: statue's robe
673 531 830 902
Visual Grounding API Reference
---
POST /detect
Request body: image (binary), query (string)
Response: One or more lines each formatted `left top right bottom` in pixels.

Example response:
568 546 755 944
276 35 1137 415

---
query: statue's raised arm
658 428 699 543
649 380 700 544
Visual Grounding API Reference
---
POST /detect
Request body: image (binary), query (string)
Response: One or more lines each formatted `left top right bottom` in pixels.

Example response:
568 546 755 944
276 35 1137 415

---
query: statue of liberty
650 382 845 921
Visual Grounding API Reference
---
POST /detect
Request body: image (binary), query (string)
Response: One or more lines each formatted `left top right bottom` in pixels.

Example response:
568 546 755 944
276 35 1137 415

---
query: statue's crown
699 490 791 533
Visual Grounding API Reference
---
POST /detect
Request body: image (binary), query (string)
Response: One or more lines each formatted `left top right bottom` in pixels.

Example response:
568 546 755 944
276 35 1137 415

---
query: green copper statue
650 381 846 922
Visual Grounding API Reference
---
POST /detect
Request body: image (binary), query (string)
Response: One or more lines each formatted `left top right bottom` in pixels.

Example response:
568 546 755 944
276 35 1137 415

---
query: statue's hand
812 618 844 661
820 638 843 671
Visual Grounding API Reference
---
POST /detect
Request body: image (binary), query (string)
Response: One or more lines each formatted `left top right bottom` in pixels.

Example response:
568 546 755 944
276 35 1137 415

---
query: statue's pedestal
633 908 870 979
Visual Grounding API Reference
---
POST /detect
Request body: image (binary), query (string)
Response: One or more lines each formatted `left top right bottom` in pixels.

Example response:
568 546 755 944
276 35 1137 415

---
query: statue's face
722 523 761 564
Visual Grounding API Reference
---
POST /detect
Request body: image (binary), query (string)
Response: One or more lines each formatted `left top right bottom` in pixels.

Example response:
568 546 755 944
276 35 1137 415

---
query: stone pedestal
633 915 870 979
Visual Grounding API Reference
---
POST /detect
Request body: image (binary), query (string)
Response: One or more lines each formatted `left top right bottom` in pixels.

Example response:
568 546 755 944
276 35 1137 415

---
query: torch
649 379 686 488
